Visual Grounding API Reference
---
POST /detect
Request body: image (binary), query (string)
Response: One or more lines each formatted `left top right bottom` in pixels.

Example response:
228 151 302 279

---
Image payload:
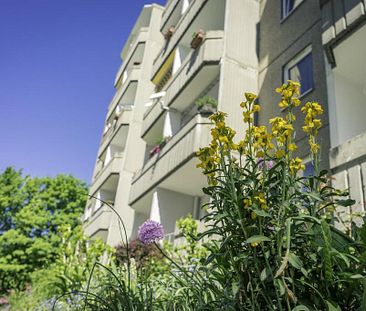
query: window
282 0 303 18
284 46 313 96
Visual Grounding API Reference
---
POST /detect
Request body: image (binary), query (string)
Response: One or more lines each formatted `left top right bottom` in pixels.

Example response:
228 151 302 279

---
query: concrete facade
84 0 366 245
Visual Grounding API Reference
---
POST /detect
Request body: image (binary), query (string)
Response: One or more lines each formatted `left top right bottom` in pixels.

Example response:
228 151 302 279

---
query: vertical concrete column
149 190 161 223
182 0 190 14
219 0 259 135
163 110 181 137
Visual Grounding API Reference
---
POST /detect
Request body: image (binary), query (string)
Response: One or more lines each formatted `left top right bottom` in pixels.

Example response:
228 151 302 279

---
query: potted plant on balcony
195 96 218 115
164 25 175 40
190 30 205 49
148 136 172 159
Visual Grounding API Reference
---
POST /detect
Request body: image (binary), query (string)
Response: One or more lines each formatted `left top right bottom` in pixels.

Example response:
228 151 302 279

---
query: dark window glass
283 0 303 18
288 53 313 95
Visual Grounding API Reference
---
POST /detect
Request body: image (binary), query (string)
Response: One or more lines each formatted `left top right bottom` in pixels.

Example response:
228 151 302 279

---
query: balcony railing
108 65 140 115
99 107 133 154
114 28 148 87
129 114 212 205
152 0 208 80
90 155 123 196
329 130 366 227
141 31 223 138
321 0 366 46
84 203 113 240
161 0 180 31
93 152 124 181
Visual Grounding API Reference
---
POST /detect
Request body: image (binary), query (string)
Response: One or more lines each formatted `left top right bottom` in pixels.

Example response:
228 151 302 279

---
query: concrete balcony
129 114 211 206
99 108 132 156
84 204 112 242
330 131 366 227
90 155 123 196
152 0 208 80
161 0 180 31
114 28 148 87
321 0 366 47
141 31 223 138
108 65 140 116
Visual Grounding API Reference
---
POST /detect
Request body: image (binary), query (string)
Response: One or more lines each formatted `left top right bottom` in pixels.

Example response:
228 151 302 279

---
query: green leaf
260 267 269 281
275 251 289 278
288 252 303 270
336 199 356 207
246 235 271 244
325 300 342 311
350 274 364 279
251 209 271 218
292 306 310 311
275 278 286 296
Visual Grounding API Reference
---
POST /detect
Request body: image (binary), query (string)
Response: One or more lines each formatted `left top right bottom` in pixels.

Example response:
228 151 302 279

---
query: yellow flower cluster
269 117 295 158
209 112 236 153
289 157 305 175
301 101 323 154
243 193 268 220
196 111 237 184
275 80 301 109
240 92 259 123
251 126 274 157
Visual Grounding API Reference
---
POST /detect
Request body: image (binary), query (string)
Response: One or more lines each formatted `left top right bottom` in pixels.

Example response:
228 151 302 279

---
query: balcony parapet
99 108 133 155
114 28 148 87
161 0 180 31
90 155 123 195
152 0 208 81
329 131 366 226
108 66 140 117
141 31 223 138
321 0 366 48
129 114 212 205
84 204 112 239
330 131 366 171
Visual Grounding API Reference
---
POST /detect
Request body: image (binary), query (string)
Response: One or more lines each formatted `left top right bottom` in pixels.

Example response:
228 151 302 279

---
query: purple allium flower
138 220 165 245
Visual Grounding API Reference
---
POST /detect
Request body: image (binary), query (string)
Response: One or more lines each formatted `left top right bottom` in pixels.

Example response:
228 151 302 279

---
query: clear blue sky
0 0 166 184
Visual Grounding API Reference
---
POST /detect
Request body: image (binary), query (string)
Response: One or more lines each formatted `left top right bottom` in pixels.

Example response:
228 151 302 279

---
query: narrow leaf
246 235 271 244
288 252 303 270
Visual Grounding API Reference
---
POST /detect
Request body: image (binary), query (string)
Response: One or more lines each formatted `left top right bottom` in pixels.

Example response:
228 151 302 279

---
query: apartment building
84 0 366 245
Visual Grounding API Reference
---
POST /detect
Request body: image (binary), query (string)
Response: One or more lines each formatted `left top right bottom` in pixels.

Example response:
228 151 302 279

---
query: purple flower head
138 220 165 245
257 158 275 170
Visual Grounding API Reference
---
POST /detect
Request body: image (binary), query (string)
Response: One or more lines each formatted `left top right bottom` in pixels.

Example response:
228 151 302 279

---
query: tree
0 167 88 292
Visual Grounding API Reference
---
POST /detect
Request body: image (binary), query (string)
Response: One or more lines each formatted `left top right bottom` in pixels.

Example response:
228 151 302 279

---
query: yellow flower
252 104 261 112
289 157 305 174
251 211 257 220
251 242 259 248
245 92 257 102
243 198 252 208
288 143 297 151
279 100 289 108
275 149 285 158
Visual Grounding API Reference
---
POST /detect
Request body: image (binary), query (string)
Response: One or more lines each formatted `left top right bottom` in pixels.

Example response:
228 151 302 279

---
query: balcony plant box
148 136 172 159
195 96 218 115
190 30 205 49
164 26 175 40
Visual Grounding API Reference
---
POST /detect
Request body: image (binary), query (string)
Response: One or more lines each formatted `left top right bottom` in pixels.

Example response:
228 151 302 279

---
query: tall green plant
195 81 365 310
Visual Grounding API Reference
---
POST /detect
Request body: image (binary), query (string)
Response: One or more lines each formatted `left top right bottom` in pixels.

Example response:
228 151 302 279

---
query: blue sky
0 0 166 184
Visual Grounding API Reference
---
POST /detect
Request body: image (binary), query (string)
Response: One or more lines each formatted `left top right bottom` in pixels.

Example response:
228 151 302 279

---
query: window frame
281 0 304 20
283 45 314 98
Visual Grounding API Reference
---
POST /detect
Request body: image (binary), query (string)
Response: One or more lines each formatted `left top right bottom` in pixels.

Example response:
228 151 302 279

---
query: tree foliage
0 167 88 292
